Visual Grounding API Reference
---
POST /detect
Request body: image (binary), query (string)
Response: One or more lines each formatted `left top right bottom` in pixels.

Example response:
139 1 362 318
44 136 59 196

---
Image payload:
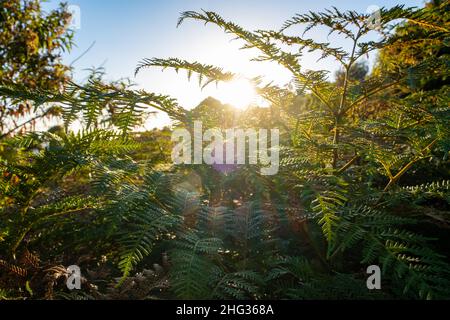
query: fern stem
383 137 438 191
332 30 360 168
337 155 360 174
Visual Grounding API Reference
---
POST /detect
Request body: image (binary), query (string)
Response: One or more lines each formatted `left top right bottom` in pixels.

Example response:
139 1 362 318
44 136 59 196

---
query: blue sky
43 0 426 127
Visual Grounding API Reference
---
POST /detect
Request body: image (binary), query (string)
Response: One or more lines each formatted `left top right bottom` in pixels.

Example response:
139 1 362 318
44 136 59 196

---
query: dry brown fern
101 254 170 300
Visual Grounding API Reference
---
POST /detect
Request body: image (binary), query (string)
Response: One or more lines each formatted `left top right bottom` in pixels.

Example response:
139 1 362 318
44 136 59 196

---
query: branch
0 108 53 140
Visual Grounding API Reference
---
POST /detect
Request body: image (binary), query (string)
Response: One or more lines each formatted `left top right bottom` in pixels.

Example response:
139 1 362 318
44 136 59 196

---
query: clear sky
43 0 426 128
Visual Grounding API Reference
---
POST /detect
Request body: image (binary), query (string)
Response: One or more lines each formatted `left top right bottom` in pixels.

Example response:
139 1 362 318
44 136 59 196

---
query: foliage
0 1 449 300
0 0 73 136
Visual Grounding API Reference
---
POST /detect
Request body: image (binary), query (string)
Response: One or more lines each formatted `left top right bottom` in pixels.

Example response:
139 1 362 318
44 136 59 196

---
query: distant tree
188 97 237 128
373 0 449 90
131 128 173 165
0 0 73 137
334 60 369 87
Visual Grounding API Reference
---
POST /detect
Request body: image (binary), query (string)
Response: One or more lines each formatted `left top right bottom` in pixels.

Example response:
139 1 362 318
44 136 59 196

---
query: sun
214 78 258 110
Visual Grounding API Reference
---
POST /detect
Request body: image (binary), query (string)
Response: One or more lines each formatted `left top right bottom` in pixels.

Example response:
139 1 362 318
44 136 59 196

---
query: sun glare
214 78 258 110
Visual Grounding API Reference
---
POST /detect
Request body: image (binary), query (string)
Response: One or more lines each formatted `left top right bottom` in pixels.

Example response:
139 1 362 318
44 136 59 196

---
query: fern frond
135 58 235 89
170 231 222 299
